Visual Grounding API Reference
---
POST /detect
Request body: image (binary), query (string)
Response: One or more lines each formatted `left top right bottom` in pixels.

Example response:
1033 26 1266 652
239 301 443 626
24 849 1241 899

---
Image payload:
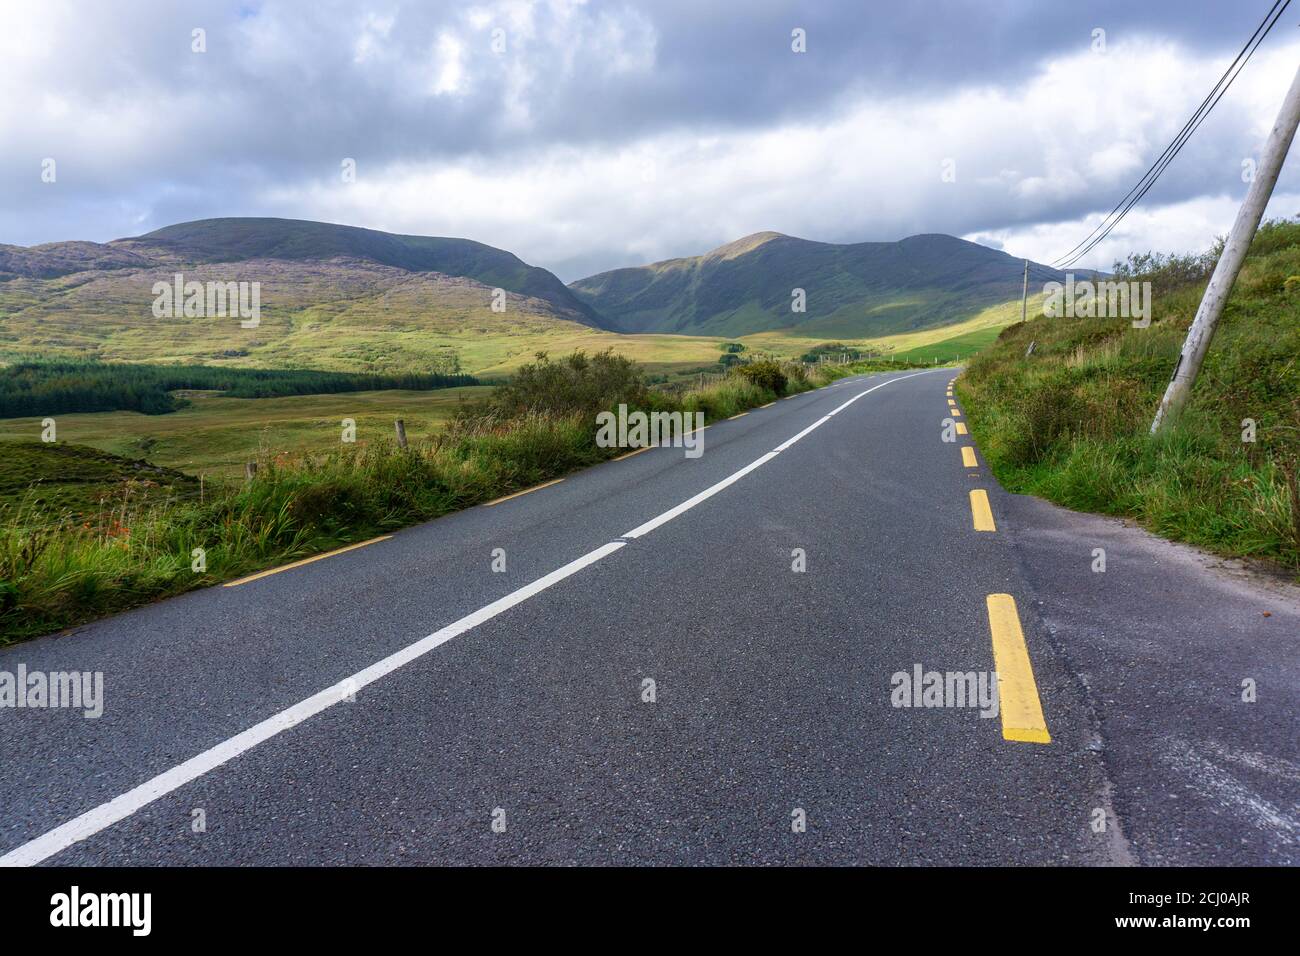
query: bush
734 360 787 395
487 349 648 418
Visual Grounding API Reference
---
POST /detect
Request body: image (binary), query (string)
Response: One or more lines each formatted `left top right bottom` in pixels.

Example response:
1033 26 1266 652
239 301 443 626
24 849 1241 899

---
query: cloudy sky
3 0 1299 280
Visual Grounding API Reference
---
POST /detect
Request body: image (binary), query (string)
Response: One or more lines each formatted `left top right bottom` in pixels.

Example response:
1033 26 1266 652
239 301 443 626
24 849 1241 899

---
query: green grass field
739 297 1025 362
0 386 495 478
0 280 1019 494
889 325 1008 364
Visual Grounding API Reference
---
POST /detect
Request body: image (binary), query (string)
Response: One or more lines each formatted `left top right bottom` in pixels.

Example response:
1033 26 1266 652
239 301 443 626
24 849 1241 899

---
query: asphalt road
0 368 1294 865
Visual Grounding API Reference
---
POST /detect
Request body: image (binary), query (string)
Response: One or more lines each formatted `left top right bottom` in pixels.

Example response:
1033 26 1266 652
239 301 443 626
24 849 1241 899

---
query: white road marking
0 368 937 867
0 542 624 867
629 370 933 533
623 452 779 538
773 416 832 452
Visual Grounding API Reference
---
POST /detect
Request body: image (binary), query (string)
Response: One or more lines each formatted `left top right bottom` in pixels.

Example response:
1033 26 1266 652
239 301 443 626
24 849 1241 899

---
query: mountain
0 219 1074 379
569 232 1069 337
0 218 606 375
1 217 599 325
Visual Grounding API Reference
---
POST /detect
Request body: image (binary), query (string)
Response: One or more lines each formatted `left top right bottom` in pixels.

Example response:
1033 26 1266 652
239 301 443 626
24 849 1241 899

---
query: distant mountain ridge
569 231 1069 338
0 217 601 327
0 218 1072 377
0 218 615 376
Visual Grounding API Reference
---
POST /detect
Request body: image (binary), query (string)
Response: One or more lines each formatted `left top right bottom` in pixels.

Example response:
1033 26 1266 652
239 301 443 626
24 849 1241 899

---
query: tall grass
959 218 1300 574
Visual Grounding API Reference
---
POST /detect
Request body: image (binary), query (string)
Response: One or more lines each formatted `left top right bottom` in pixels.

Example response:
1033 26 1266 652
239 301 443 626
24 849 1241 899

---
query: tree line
0 360 479 418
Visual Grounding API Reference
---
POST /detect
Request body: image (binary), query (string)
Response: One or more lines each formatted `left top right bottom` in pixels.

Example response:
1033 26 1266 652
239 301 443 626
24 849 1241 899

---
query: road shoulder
999 492 1300 865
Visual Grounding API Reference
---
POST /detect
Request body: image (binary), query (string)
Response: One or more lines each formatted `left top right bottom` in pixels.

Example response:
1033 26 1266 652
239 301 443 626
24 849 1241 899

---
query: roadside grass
0 352 915 644
958 218 1300 574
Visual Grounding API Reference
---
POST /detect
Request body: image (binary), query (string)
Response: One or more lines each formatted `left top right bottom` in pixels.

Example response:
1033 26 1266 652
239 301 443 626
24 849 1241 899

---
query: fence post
244 462 258 480
394 419 408 449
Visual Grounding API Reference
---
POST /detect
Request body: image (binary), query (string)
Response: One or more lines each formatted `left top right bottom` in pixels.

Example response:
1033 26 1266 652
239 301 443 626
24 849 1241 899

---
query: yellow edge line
955 422 968 435
970 489 996 531
483 477 564 507
223 535 393 587
961 446 978 468
951 409 962 417
727 412 749 420
612 446 653 462
758 402 776 409
986 594 1051 744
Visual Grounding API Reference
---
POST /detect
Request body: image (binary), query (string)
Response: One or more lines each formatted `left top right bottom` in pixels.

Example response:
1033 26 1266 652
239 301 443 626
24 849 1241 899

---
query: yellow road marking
969 489 996 531
727 412 749 420
951 409 962 417
759 402 776 409
483 477 564 507
986 594 1051 744
955 422 968 435
961 446 978 467
223 535 393 587
948 399 957 406
612 446 653 462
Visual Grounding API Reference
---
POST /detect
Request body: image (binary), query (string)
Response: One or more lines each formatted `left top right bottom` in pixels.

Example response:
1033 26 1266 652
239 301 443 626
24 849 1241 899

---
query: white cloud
3 1 1296 282
260 37 1300 278
430 32 467 96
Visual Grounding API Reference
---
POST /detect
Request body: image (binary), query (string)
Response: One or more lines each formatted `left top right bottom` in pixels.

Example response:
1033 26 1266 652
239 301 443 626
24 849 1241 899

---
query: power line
1054 0 1290 268
1051 0 1285 267
1053 0 1292 270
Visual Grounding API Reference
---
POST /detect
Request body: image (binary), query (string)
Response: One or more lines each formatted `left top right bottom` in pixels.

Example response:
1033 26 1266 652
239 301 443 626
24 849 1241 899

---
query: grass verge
958 219 1300 576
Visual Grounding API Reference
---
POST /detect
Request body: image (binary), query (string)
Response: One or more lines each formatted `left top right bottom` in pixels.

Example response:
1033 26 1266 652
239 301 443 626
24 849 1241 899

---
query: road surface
1 368 1295 865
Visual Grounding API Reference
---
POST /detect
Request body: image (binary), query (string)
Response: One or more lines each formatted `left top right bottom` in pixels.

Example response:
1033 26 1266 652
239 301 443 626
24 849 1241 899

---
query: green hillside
569 231 1066 337
0 219 1048 379
0 440 200 518
0 218 616 376
114 218 602 324
959 218 1300 573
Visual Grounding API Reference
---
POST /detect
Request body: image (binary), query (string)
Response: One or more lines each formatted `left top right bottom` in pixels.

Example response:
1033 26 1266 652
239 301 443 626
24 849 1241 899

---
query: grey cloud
2 0 1294 272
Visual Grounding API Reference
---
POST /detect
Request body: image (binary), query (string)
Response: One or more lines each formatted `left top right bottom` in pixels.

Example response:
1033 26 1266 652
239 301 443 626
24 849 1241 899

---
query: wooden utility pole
1021 259 1029 325
1152 64 1300 434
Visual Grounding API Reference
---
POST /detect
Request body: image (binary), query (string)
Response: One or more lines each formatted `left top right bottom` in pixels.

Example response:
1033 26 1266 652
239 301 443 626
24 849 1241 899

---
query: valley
0 216 1039 503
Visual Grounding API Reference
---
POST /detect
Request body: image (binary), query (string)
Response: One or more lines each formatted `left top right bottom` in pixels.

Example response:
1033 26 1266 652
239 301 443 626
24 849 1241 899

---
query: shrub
487 349 648 418
734 360 787 395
